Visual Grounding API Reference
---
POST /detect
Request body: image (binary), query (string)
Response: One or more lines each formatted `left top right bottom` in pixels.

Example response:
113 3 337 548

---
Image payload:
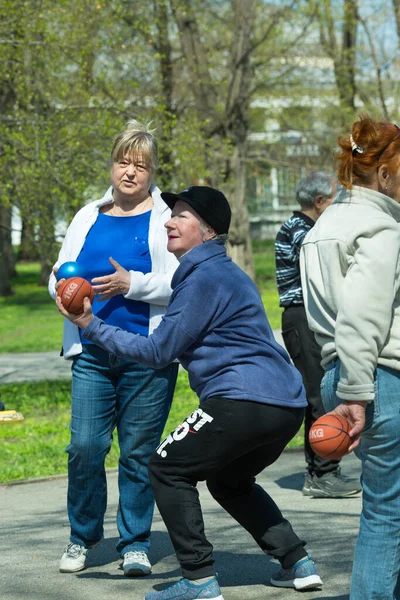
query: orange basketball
57 277 94 315
309 414 351 459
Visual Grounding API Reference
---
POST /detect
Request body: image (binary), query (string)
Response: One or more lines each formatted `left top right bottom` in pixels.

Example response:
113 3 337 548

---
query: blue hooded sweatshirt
84 240 306 408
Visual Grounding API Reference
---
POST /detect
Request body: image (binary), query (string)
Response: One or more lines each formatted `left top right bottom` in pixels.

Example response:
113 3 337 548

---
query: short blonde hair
111 119 158 171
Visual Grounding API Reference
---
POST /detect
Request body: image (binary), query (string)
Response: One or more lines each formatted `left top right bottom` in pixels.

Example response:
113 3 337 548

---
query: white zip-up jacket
48 184 179 359
300 185 400 402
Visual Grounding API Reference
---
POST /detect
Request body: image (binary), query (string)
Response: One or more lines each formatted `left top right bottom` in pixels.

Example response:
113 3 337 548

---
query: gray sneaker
308 469 362 498
123 550 152 576
302 473 314 496
59 543 89 573
144 577 223 600
271 554 322 590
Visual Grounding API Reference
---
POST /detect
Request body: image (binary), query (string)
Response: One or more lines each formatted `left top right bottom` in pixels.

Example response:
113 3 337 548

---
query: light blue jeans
67 344 178 556
322 360 400 600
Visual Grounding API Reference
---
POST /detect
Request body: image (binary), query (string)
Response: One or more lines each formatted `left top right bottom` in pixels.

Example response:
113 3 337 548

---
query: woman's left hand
91 257 130 300
56 296 94 330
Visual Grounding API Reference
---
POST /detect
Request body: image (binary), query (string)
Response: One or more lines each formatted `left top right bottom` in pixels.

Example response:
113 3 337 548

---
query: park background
1 0 400 483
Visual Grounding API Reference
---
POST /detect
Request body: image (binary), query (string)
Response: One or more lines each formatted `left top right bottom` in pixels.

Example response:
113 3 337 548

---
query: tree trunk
0 203 14 296
226 145 255 280
393 0 400 39
170 0 217 125
152 0 177 190
171 0 256 278
313 0 358 121
18 212 40 261
37 202 57 286
224 0 255 280
335 0 358 116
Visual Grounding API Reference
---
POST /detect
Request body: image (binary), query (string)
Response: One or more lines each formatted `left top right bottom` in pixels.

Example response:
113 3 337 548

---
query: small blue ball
56 261 85 281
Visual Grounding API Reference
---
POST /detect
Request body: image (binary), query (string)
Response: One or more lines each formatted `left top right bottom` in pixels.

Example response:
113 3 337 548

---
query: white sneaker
122 551 152 577
59 543 89 573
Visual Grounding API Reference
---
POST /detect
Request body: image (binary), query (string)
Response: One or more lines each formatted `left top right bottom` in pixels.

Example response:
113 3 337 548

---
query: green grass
0 247 303 485
0 263 63 353
0 372 199 483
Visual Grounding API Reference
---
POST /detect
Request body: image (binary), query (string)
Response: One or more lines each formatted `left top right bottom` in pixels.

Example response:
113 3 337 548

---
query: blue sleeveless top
77 211 152 341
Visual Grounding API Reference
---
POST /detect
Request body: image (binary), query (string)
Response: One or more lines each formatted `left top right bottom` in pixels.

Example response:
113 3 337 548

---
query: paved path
0 331 285 383
0 450 360 600
0 350 73 383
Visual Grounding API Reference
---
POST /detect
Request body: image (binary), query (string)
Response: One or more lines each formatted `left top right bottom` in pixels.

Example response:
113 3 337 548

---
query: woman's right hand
329 401 367 452
56 296 94 330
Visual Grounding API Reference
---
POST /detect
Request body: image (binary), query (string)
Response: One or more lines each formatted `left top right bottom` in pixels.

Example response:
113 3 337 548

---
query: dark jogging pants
148 396 307 580
281 305 340 476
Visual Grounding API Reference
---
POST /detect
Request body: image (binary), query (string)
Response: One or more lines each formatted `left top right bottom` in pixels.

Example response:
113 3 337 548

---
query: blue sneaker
144 577 224 600
270 555 322 590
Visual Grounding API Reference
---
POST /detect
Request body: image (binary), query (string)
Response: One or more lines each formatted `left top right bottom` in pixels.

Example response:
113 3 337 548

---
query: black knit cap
161 186 231 235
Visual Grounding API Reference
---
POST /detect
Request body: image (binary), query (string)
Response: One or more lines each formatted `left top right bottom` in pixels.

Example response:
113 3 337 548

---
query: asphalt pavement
0 450 361 600
0 331 361 600
0 350 72 384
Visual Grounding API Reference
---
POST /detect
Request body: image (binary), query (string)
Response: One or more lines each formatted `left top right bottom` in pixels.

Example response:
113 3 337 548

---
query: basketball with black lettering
309 414 351 459
57 277 94 315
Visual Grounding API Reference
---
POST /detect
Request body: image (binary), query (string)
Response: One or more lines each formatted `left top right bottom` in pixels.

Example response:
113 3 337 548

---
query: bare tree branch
358 13 389 119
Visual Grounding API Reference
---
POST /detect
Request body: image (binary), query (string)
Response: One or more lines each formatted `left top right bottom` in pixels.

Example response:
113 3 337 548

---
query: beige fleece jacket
300 185 400 402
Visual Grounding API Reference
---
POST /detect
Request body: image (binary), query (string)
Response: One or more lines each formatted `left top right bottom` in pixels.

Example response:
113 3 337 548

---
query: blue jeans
67 344 178 556
322 361 400 600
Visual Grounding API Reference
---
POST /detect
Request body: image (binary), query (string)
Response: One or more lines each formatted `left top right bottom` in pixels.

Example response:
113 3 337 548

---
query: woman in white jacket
48 120 179 577
300 114 400 600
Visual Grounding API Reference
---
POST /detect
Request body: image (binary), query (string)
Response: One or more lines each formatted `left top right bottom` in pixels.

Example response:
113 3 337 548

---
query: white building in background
11 207 68 247
11 207 21 246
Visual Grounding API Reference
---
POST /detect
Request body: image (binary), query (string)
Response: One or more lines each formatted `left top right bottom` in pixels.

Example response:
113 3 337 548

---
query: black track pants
282 305 340 476
149 396 306 579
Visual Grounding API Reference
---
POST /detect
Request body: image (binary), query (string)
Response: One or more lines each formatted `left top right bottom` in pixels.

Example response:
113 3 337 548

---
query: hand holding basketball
309 413 352 459
327 402 366 452
57 277 94 315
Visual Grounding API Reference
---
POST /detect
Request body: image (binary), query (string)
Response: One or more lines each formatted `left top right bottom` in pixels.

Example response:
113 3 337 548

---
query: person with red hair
301 114 400 600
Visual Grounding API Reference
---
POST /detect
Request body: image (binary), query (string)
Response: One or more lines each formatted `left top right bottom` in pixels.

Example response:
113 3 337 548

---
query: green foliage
1 1 399 275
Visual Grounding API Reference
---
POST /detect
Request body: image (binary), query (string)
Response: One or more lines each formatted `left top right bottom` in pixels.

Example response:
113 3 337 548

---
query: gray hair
213 233 228 243
199 221 228 244
296 171 336 209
